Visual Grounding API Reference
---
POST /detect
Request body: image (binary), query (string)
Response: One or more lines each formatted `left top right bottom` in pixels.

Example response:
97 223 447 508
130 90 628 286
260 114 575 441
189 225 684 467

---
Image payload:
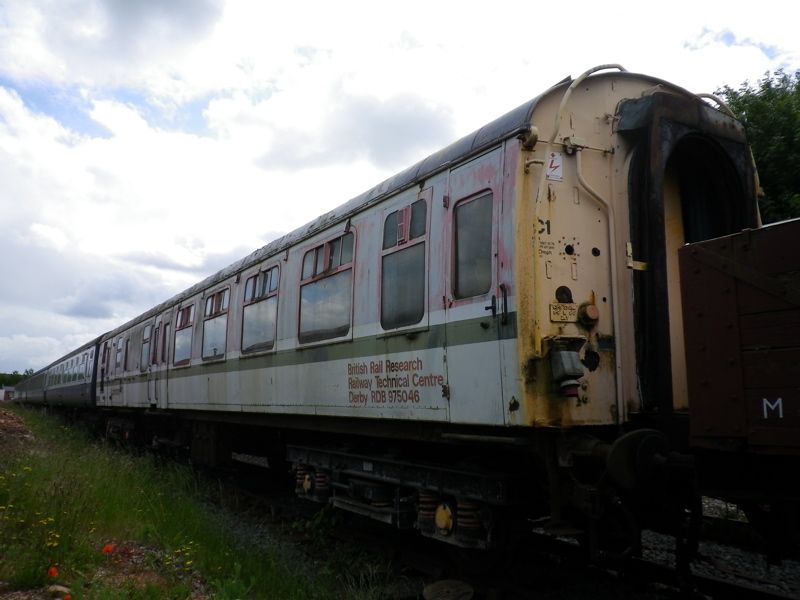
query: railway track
628 557 798 600
206 456 800 599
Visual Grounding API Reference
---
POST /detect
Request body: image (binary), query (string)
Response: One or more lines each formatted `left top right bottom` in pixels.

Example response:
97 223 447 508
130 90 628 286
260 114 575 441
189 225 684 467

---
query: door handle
499 284 508 324
485 295 497 317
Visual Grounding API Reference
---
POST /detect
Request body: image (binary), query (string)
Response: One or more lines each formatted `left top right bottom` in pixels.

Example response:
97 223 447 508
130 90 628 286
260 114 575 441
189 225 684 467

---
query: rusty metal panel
680 247 746 440
679 219 800 453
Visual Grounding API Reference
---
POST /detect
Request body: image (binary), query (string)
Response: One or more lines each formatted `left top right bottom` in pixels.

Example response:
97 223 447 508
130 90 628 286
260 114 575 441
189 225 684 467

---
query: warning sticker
546 152 563 181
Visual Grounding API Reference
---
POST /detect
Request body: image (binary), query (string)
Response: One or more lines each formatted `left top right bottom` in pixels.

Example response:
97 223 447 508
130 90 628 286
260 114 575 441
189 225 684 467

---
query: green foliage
0 370 33 387
291 505 341 546
718 69 800 223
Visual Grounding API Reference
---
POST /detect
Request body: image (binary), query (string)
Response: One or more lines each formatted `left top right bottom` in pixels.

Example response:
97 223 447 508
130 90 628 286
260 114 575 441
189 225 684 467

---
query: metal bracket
626 242 648 271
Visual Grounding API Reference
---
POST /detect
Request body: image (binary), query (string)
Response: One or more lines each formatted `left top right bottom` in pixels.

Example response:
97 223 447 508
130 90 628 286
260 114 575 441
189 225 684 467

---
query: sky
0 0 798 373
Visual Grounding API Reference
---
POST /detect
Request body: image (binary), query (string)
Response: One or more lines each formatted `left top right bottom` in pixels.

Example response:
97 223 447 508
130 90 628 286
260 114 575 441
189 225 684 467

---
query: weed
0 406 331 599
341 562 392 600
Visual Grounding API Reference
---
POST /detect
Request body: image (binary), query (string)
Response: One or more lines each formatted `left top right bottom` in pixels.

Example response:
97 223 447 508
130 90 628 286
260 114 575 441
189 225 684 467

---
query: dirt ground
0 408 34 447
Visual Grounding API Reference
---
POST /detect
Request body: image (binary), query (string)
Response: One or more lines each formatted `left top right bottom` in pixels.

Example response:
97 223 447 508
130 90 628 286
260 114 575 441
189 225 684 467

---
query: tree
0 370 32 386
718 69 800 223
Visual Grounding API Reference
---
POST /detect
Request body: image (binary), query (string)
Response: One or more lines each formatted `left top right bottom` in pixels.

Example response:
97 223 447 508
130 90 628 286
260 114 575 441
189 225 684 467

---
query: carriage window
203 289 229 359
150 322 162 366
161 323 169 364
299 232 354 343
140 326 152 371
174 305 195 365
242 266 280 353
454 193 493 298
381 200 426 329
115 338 125 369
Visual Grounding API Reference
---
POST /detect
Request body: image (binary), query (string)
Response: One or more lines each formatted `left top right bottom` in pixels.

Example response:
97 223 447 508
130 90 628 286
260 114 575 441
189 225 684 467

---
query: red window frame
243 265 280 305
242 265 280 354
298 231 355 344
202 288 230 360
301 232 354 283
380 199 428 330
452 191 494 300
204 288 230 319
173 304 195 366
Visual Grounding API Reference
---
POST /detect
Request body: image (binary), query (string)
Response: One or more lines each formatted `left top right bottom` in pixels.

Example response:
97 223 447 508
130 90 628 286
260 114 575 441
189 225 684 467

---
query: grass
0 405 337 599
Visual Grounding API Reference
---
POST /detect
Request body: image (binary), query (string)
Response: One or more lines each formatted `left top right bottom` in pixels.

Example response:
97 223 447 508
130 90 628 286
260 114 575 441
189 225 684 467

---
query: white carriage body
25 69 757 434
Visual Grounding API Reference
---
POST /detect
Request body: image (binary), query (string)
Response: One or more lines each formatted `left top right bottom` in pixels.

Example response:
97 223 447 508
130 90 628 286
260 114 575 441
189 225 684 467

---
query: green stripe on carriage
113 312 518 383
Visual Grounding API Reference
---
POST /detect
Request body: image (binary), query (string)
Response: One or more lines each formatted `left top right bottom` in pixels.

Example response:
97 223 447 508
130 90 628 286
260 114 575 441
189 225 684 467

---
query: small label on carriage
549 303 578 322
546 152 563 181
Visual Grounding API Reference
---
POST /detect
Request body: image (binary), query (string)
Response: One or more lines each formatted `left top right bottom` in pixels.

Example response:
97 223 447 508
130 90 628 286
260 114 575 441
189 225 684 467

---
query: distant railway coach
17 65 800 560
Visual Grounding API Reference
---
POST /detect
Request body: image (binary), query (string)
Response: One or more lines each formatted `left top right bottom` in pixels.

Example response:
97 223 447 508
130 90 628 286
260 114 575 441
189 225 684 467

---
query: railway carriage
17 65 799 557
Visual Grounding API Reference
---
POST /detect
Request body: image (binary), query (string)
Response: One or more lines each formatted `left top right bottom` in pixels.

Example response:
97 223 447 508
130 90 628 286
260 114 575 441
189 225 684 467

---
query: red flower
64 596 72 600
47 565 59 578
102 543 115 554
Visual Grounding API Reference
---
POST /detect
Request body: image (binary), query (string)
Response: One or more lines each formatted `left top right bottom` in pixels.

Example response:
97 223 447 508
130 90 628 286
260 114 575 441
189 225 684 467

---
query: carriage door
157 313 170 409
444 149 506 424
99 340 110 405
147 316 162 407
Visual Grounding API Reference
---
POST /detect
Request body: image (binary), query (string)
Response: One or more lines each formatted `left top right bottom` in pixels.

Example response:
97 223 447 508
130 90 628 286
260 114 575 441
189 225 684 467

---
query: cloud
257 92 455 170
0 217 196 372
686 28 782 61
1 0 799 376
28 223 70 251
0 0 223 87
0 334 74 371
51 271 163 320
121 243 262 277
97 0 223 48
0 231 178 322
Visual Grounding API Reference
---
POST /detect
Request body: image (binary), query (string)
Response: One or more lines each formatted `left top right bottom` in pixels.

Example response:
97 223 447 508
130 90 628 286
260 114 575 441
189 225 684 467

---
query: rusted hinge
442 195 450 209
441 384 450 400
